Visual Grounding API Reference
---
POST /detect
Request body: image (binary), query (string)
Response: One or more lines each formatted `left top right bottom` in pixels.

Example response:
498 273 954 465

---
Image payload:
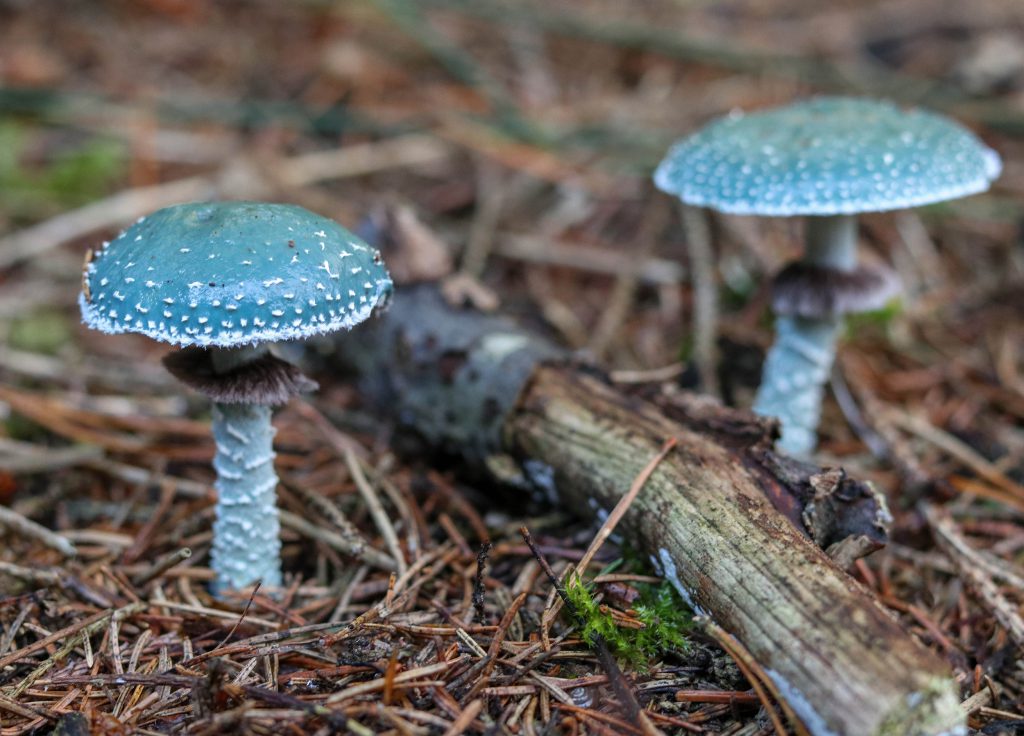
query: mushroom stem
210 344 267 373
753 215 858 456
208 344 283 593
804 214 858 270
752 316 839 456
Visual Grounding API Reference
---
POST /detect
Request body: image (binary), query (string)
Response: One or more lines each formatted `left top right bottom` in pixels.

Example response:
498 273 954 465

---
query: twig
0 504 77 558
576 437 677 578
839 355 939 493
131 548 193 587
2 602 146 698
537 437 676 650
589 199 670 359
82 457 211 500
894 211 947 297
278 509 397 572
329 565 369 623
829 365 890 460
886 408 1024 500
324 659 458 704
471 541 492 624
275 134 450 188
460 158 506 278
0 175 215 270
290 401 407 574
213 583 262 652
609 363 686 385
496 233 685 285
122 481 177 564
345 450 408 576
0 347 173 393
551 701 646 735
0 438 104 474
0 692 59 724
700 617 804 736
680 203 720 398
923 504 1024 648
520 527 664 736
0 597 38 659
148 601 278 629
0 134 450 270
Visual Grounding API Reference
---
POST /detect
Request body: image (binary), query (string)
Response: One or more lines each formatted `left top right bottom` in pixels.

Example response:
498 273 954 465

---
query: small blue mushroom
81 201 393 593
655 97 1000 455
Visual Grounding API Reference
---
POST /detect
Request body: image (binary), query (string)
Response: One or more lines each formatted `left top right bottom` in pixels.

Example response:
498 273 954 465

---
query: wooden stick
923 504 1024 649
0 504 77 558
333 285 964 736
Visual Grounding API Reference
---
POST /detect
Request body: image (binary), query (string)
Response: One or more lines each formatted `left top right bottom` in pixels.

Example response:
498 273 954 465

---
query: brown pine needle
576 436 678 578
701 617 809 736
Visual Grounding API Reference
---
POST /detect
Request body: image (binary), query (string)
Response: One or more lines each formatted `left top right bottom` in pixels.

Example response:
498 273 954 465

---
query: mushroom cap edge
79 201 394 348
654 96 1002 216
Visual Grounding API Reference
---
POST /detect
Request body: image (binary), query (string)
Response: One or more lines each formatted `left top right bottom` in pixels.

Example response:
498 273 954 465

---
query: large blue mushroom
656 97 1001 455
80 201 393 593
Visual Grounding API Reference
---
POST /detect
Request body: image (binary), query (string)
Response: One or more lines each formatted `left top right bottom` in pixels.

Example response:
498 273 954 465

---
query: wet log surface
335 285 964 736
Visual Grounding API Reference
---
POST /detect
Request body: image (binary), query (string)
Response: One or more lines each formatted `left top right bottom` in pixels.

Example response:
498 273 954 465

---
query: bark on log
335 286 964 736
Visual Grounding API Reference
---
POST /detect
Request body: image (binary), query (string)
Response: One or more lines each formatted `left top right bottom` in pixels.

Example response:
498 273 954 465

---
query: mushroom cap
80 201 393 348
654 97 1002 216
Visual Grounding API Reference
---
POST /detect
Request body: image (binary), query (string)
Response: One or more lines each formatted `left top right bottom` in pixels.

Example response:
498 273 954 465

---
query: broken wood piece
333 285 964 736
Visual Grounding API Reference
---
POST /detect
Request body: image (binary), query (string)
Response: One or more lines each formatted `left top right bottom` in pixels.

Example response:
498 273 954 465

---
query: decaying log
335 286 964 736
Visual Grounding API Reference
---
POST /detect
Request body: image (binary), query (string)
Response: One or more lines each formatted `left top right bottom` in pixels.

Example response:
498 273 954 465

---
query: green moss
8 309 72 354
565 574 691 671
3 412 50 443
0 122 125 220
632 583 692 660
677 333 695 363
845 298 903 333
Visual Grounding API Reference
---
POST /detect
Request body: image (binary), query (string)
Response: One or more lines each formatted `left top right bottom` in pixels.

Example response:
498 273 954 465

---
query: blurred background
0 1 1021 396
2 1 1024 729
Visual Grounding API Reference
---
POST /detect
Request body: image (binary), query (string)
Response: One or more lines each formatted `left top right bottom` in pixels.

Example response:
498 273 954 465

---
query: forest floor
1 1 1023 734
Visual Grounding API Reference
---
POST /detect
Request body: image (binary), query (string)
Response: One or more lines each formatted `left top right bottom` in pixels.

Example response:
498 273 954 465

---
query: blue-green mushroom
655 97 1000 455
80 201 393 593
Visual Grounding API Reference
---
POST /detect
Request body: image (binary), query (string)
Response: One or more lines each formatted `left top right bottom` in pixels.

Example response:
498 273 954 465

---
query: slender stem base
753 214 857 456
752 316 840 456
204 344 284 593
209 400 283 594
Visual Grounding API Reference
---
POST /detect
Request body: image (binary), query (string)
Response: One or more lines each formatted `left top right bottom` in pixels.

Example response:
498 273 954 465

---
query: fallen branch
333 285 964 736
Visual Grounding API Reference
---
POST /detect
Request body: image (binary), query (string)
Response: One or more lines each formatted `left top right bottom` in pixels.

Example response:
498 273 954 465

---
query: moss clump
565 575 691 670
845 298 903 333
8 309 72 354
0 122 125 219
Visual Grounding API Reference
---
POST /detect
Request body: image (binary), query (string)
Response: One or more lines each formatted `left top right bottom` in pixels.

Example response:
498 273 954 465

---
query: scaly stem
753 214 858 456
210 401 283 592
752 316 840 456
207 344 283 593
